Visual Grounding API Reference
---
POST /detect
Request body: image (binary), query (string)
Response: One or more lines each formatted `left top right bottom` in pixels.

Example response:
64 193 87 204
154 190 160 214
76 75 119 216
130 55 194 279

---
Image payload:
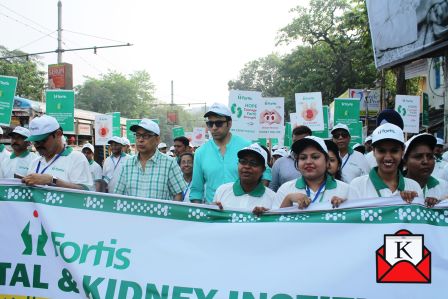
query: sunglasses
332 132 349 139
206 120 227 128
238 158 262 167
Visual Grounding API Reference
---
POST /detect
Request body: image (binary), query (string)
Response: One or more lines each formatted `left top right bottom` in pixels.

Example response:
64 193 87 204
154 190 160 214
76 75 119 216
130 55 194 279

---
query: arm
268 160 281 191
189 150 205 202
168 160 187 200
22 174 85 190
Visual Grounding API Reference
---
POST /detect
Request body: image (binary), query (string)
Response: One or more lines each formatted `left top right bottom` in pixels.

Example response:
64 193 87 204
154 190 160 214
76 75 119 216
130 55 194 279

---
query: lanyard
111 155 123 171
36 147 65 174
341 153 351 170
182 182 192 200
305 181 326 203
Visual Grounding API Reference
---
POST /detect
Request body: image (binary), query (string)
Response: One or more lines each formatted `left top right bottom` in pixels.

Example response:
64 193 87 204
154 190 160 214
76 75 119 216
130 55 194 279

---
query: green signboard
172 126 185 139
107 112 121 137
0 75 18 126
284 122 292 148
334 98 360 126
126 119 141 144
313 106 329 139
348 121 363 148
257 138 267 147
271 138 279 146
46 90 75 133
422 93 429 127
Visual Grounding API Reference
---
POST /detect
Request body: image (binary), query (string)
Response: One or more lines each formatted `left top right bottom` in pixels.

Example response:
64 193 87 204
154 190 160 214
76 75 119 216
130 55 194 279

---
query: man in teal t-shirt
189 103 271 203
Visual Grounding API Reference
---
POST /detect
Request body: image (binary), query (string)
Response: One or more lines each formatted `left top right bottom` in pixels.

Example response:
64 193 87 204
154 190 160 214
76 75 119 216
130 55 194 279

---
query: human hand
331 196 346 208
424 197 440 208
252 206 269 216
400 191 418 203
22 174 52 186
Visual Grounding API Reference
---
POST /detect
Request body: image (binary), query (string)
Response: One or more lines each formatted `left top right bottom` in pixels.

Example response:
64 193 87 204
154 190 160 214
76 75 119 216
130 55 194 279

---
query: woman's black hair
324 140 342 180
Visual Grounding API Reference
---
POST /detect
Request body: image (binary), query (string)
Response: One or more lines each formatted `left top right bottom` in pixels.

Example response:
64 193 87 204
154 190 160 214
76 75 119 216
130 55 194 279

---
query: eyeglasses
238 158 262 167
332 132 349 139
134 133 157 140
180 160 193 166
206 120 227 128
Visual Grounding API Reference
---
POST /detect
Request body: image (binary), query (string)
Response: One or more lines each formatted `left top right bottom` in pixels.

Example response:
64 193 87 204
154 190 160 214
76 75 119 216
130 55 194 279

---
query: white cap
82 142 95 153
169 145 175 151
204 103 232 118
168 151 175 157
352 143 363 150
372 123 404 146
158 142 167 149
292 136 328 154
365 135 372 143
27 115 60 142
238 143 268 167
122 137 131 146
404 133 436 157
130 118 160 135
0 126 3 135
272 145 280 151
272 148 288 158
9 126 31 138
108 136 125 145
330 123 350 134
436 137 444 146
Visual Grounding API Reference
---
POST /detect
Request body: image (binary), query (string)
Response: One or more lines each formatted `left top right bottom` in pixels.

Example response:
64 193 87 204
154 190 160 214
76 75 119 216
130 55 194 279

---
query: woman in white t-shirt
403 133 448 207
213 143 276 214
348 123 423 202
274 136 351 210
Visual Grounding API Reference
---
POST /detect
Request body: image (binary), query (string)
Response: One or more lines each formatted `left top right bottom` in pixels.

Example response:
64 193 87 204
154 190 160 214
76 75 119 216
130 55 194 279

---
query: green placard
422 93 429 127
0 76 18 125
108 112 121 137
348 121 363 148
46 90 75 133
271 138 279 146
284 122 292 148
313 106 329 139
126 119 141 144
334 98 360 126
172 126 185 139
257 138 267 147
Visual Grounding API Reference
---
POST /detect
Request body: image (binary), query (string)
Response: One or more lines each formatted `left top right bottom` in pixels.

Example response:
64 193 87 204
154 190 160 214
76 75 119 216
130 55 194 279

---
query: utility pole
57 0 62 63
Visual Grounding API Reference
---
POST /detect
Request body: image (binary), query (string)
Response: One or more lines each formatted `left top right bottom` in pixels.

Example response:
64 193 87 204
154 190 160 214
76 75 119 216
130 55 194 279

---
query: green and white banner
1 183 447 298
45 90 75 133
0 75 18 126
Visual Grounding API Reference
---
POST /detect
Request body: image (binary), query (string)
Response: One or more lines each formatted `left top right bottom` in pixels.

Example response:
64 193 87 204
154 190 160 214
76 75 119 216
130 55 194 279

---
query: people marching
1 102 447 212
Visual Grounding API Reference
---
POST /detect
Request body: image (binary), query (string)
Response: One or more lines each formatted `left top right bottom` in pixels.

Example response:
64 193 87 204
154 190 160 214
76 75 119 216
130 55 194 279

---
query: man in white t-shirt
102 136 128 193
81 143 102 191
0 126 11 177
331 123 370 183
1 126 37 178
23 115 93 190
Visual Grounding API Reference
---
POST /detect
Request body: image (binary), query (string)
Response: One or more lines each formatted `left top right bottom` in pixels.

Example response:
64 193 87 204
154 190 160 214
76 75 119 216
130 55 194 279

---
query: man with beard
103 136 128 193
1 126 37 178
23 115 93 190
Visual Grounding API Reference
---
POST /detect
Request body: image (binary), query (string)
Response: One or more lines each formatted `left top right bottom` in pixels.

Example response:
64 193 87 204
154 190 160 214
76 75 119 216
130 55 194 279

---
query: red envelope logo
376 229 431 283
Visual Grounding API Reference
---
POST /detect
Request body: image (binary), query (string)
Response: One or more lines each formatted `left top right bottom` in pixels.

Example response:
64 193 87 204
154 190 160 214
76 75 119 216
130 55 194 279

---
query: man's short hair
293 125 312 137
174 136 189 146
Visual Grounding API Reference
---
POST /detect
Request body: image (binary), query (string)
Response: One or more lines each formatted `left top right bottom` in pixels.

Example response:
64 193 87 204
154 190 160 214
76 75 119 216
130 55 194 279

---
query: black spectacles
332 132 349 139
206 120 227 128
238 158 261 167
134 133 157 140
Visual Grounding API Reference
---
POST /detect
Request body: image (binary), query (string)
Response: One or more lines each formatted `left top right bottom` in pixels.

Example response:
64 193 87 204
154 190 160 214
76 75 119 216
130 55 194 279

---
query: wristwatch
51 176 58 186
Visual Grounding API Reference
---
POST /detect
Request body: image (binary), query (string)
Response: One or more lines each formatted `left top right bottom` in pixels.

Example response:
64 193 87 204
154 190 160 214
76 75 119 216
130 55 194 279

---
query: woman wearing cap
274 136 350 210
403 134 448 207
213 143 276 214
348 123 423 202
324 140 342 181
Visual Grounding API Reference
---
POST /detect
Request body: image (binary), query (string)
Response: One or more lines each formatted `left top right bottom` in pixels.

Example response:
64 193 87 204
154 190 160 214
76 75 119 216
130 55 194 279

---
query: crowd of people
0 103 447 214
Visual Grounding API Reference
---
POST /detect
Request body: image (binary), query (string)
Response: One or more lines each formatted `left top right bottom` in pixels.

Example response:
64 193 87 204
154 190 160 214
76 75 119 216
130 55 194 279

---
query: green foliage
75 70 156 118
0 46 46 101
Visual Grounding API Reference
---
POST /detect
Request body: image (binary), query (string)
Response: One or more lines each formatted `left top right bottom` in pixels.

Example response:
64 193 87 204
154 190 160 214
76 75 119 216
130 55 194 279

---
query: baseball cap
238 143 268 167
330 123 350 135
169 145 175 152
26 115 60 142
365 135 372 143
122 137 131 146
130 118 160 135
82 142 95 153
272 148 288 158
404 133 436 158
292 136 328 155
108 136 125 145
377 109 404 130
0 127 3 135
204 103 232 118
371 123 404 146
158 142 167 149
352 143 363 150
272 145 280 151
436 137 444 146
9 126 31 138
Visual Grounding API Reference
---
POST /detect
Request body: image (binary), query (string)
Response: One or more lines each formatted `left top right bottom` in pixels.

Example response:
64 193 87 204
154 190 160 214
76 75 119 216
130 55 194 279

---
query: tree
75 70 157 118
0 46 46 101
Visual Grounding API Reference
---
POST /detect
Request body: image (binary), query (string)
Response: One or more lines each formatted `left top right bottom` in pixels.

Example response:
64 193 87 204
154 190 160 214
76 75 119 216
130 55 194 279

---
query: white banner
258 97 285 139
192 127 206 147
228 90 262 140
1 183 447 298
395 95 421 133
94 114 113 146
295 92 324 131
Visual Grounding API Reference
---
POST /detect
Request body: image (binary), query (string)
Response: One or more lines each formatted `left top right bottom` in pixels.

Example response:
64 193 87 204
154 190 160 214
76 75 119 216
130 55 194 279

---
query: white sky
0 0 303 108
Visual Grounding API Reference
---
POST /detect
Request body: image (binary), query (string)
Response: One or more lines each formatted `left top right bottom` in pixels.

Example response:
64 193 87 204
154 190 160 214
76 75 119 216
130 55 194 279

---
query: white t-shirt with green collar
423 176 448 200
1 150 37 178
213 180 275 210
27 147 93 190
273 175 351 209
103 152 128 193
348 168 423 200
0 144 11 178
340 148 371 183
